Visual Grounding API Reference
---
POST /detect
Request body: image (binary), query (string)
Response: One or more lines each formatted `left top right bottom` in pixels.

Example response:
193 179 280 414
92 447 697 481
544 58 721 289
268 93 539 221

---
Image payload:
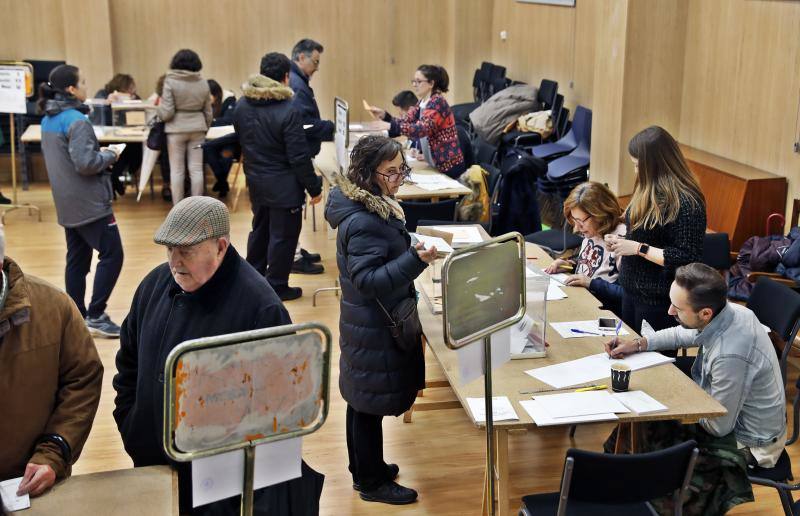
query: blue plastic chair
533 105 591 162
546 106 592 181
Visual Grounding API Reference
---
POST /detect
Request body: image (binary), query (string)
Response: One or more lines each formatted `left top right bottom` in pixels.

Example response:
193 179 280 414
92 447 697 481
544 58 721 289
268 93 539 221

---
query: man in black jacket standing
113 196 324 514
234 52 323 301
289 38 333 275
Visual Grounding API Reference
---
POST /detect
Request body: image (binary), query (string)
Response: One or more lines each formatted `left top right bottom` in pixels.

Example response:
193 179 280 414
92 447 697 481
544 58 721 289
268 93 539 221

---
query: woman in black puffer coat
324 135 437 506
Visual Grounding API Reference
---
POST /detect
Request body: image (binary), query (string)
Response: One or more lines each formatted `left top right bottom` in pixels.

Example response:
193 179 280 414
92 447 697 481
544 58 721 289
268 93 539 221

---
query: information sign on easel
334 97 349 173
441 233 526 516
0 61 41 222
163 323 332 515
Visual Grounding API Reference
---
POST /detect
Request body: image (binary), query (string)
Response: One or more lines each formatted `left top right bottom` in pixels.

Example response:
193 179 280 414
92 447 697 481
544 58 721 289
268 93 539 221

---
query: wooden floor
4 183 794 515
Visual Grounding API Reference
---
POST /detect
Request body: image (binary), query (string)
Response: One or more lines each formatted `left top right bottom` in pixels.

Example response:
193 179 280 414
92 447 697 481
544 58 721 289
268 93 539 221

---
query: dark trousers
246 204 302 289
203 146 233 189
346 404 390 490
64 214 124 318
620 293 676 334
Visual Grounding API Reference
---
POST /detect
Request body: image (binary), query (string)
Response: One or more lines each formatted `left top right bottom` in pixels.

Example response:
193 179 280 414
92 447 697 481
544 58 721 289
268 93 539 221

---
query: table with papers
315 141 471 201
415 241 726 515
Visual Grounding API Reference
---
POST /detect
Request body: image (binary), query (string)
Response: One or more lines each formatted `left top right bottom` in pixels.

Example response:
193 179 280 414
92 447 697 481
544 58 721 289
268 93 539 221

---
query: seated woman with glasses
368 65 465 179
544 181 627 315
325 135 436 506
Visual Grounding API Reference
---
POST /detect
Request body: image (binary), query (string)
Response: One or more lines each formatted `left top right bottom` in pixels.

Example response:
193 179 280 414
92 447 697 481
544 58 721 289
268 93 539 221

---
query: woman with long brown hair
606 126 706 333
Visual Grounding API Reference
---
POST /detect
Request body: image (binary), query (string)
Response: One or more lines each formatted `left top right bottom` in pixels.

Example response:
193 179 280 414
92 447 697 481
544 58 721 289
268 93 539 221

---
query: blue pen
608 319 624 358
570 328 601 336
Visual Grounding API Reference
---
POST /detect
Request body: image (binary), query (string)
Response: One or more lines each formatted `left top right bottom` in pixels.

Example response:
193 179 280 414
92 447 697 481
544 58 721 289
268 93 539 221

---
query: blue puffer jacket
324 175 428 416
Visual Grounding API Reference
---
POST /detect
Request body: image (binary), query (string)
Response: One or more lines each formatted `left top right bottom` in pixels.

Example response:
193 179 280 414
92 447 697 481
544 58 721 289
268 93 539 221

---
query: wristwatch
638 243 650 257
634 338 644 352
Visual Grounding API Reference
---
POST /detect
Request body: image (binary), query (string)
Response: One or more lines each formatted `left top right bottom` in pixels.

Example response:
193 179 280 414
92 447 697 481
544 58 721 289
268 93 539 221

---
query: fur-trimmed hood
325 174 393 229
242 74 294 102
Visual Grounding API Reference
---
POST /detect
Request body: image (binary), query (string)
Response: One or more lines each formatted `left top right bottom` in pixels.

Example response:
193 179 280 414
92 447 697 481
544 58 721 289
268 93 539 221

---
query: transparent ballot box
511 274 548 359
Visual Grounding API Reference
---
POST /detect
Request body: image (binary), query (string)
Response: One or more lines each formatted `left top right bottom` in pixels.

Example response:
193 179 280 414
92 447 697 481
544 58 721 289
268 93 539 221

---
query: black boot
359 481 417 505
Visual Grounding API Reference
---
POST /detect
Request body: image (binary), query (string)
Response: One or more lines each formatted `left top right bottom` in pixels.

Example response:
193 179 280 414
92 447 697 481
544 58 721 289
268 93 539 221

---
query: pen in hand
607 319 624 358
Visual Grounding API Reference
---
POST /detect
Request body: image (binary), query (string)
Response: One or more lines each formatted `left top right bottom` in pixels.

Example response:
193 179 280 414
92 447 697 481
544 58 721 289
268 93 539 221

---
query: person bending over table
0 226 103 498
605 126 706 334
605 263 785 514
544 181 626 315
368 65 465 179
325 135 437 505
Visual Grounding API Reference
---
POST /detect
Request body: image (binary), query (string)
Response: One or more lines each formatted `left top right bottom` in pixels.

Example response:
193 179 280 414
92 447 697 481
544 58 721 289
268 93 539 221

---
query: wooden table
26 466 178 515
315 141 471 201
20 124 149 144
416 240 727 515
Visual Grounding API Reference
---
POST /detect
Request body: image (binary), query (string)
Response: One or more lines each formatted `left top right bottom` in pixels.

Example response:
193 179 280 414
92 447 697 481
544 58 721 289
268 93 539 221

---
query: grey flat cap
154 196 230 247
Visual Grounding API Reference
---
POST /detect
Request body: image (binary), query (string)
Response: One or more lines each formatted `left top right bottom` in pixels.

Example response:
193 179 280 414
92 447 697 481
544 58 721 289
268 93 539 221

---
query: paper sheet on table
410 233 454 254
532 390 630 419
0 478 30 512
408 173 464 191
192 437 302 508
549 320 631 339
466 396 519 422
457 326 511 384
428 226 484 246
519 399 618 426
612 390 668 414
525 352 675 389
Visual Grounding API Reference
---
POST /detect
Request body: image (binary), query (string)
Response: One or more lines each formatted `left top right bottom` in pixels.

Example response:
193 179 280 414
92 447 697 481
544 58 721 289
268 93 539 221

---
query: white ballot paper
519 399 619 426
612 390 668 414
525 352 675 389
192 437 302 508
410 233 454 255
549 320 631 339
532 390 630 419
457 326 511 384
466 396 519 422
0 478 30 512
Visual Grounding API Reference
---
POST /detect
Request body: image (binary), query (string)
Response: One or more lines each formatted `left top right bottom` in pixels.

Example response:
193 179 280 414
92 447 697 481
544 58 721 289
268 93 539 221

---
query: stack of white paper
0 478 30 512
466 396 519 422
428 225 484 246
525 352 675 389
519 399 618 426
409 173 464 191
612 391 668 414
549 320 631 339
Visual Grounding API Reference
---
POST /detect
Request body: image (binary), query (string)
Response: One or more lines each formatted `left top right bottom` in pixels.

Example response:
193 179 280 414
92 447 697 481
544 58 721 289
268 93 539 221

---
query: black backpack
490 148 545 236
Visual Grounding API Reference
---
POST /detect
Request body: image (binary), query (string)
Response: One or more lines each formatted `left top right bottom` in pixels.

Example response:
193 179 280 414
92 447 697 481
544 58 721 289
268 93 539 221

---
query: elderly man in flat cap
113 196 323 515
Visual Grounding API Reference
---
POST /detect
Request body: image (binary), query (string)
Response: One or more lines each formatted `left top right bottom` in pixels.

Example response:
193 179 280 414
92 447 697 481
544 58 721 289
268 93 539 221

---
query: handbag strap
374 297 397 326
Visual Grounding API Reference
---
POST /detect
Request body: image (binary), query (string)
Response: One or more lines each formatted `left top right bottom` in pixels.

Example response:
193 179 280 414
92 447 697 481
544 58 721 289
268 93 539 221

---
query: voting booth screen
444 239 524 344
170 331 326 454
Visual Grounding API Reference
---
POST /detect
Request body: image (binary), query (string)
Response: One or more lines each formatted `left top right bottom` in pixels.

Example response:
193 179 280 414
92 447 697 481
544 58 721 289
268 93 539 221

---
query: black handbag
376 297 423 352
146 119 166 151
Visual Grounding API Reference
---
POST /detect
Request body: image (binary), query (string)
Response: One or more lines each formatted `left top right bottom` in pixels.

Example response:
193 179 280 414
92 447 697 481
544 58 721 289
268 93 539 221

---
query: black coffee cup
611 362 631 392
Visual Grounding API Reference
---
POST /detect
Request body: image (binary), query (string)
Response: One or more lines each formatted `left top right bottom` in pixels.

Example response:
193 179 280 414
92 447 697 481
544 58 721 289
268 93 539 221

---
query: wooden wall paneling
60 0 115 95
490 0 598 111
449 0 494 105
0 0 66 62
586 0 629 194
679 0 800 226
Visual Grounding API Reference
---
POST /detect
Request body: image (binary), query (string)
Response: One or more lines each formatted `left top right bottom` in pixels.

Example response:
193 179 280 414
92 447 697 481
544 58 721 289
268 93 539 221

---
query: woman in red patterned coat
369 65 466 178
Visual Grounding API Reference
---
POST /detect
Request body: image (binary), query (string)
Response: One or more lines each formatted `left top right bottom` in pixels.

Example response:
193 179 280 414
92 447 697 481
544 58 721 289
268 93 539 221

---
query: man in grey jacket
607 262 786 467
